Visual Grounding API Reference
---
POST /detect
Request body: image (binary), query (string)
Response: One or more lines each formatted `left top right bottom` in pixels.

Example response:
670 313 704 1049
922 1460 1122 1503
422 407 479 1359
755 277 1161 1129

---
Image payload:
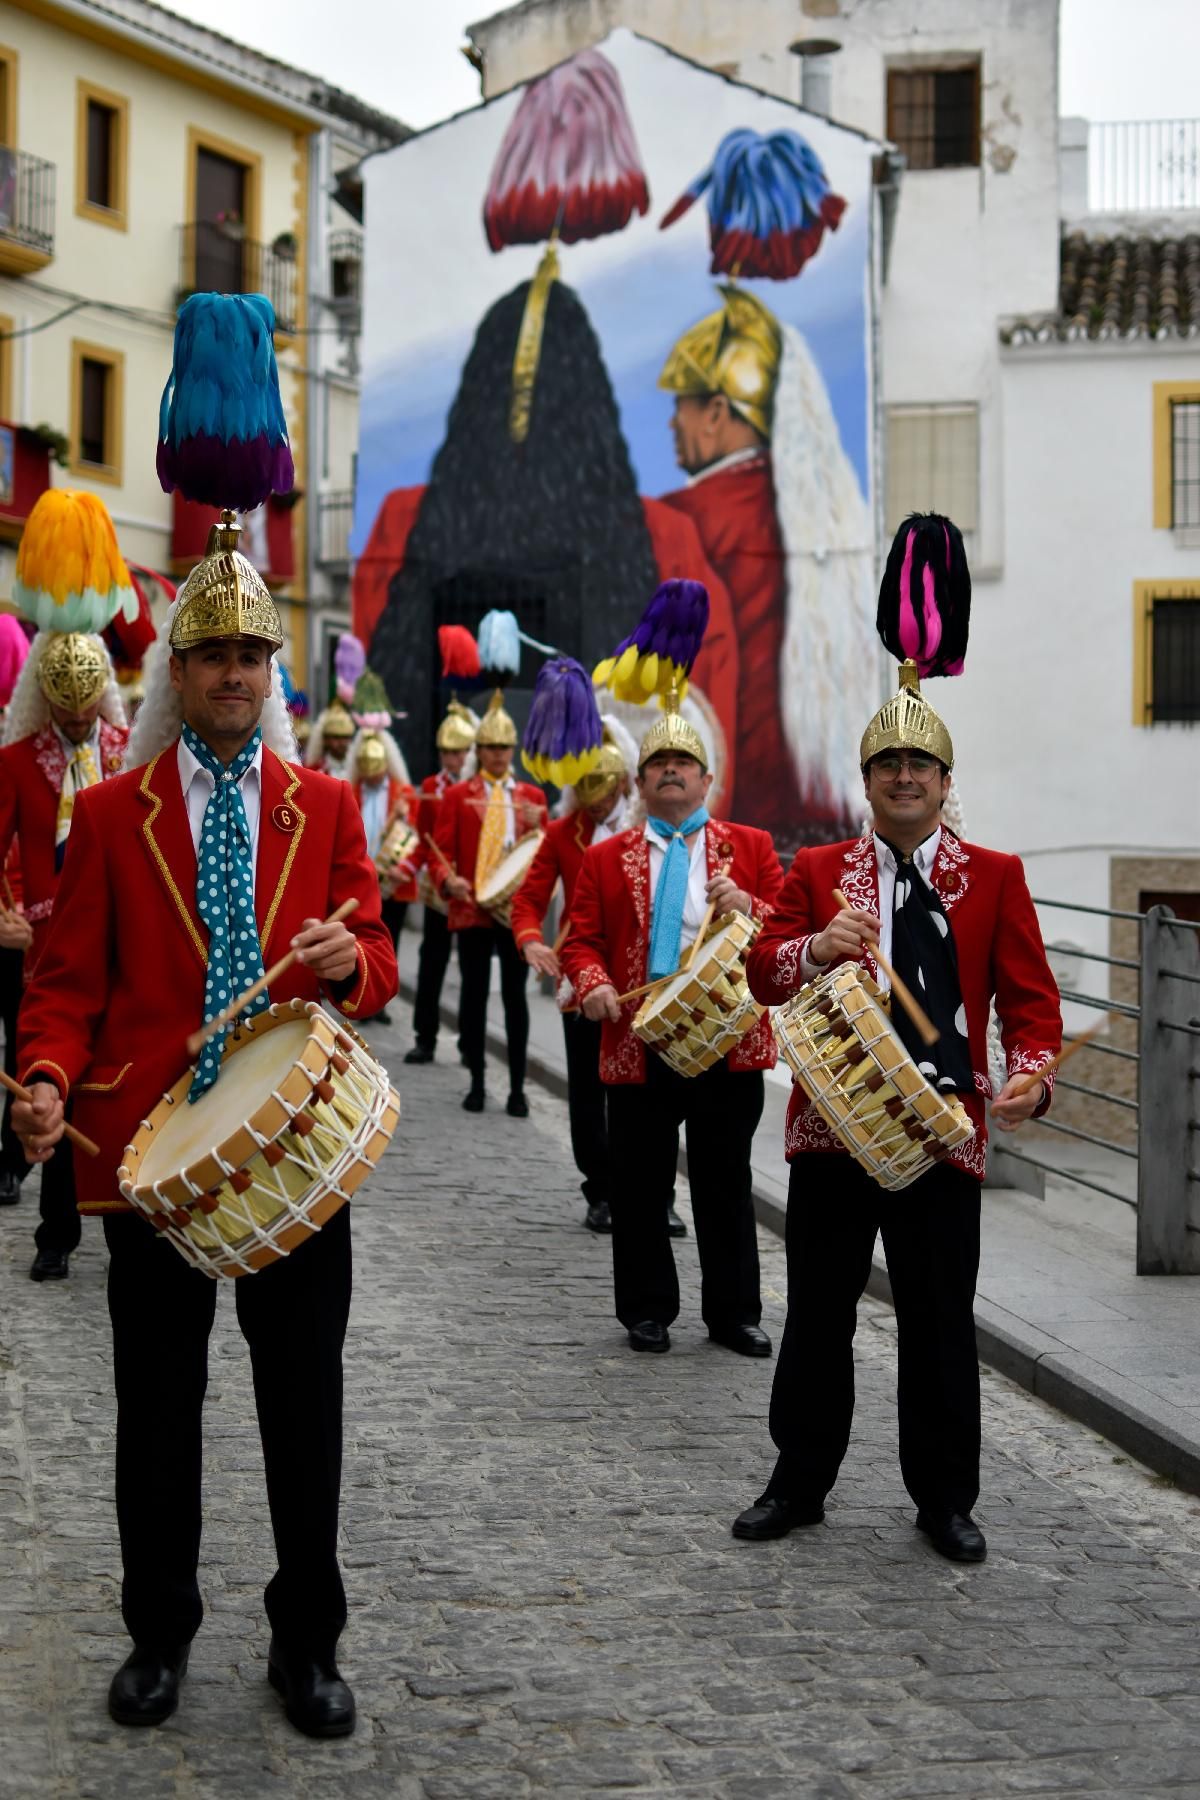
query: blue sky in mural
352 205 870 555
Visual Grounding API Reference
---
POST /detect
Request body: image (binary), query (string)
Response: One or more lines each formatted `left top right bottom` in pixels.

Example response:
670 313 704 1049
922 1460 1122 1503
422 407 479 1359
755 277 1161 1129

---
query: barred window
1150 597 1200 723
1170 399 1200 527
886 66 980 171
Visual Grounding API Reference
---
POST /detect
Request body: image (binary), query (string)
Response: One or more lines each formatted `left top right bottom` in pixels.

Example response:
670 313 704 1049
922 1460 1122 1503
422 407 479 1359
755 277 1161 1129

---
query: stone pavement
399 929 1200 1495
3 1020 1200 1796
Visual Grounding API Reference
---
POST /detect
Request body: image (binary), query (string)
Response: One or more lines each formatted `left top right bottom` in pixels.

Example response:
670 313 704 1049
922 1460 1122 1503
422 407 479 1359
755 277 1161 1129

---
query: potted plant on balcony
216 209 244 242
19 423 69 468
272 230 298 262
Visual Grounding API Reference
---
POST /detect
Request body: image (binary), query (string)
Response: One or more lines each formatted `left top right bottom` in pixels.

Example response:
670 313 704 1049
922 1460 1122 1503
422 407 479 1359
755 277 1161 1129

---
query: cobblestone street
2 1029 1200 1798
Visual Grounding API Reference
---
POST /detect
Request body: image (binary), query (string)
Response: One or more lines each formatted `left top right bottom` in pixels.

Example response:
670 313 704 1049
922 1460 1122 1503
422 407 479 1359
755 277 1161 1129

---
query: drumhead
640 916 743 1021
137 1018 312 1185
477 832 542 903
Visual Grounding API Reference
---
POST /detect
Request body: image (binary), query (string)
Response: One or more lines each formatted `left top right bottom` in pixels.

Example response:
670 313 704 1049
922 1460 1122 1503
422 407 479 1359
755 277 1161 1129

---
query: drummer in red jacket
731 662 1061 1565
562 696 783 1356
433 689 547 1116
12 524 396 1738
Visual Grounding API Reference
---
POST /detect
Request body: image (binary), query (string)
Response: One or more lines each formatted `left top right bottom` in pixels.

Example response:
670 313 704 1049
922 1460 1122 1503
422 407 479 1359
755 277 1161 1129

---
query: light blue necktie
184 723 268 1101
647 807 709 979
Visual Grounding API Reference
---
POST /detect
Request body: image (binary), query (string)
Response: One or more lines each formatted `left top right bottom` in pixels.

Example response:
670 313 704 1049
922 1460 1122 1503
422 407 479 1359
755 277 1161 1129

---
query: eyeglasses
870 754 941 780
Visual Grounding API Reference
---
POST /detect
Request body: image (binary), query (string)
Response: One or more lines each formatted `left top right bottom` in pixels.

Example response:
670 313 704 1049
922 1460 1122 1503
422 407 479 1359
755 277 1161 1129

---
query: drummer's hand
583 983 621 1023
0 907 32 952
444 874 472 902
990 1074 1044 1133
518 802 542 829
12 1079 64 1163
292 916 358 982
706 873 751 916
810 907 881 967
524 941 560 980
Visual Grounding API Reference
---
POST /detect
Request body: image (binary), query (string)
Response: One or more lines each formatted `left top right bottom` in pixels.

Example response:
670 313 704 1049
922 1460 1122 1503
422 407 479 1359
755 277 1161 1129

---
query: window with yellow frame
69 340 124 485
1132 580 1200 725
0 44 18 148
1151 381 1200 529
76 80 128 230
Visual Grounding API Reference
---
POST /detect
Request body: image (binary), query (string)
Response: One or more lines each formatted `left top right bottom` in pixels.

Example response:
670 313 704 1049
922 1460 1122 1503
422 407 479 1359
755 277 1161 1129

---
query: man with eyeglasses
730 662 1061 1564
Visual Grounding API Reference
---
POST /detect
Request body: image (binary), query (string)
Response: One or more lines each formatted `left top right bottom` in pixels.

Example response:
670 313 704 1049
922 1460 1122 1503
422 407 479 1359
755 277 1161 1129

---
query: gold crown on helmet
860 661 954 770
659 283 782 442
638 687 707 771
318 697 355 740
575 726 627 805
356 732 388 780
475 687 517 748
38 632 111 713
436 698 477 752
169 512 283 653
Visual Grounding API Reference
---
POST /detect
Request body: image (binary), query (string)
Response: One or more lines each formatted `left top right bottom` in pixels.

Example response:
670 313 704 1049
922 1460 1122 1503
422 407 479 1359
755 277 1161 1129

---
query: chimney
789 37 842 119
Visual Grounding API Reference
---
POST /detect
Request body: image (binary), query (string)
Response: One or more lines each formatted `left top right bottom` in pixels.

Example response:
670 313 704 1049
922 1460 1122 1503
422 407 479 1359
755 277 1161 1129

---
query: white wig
304 709 355 771
125 605 299 769
555 711 639 817
2 632 127 746
350 725 411 786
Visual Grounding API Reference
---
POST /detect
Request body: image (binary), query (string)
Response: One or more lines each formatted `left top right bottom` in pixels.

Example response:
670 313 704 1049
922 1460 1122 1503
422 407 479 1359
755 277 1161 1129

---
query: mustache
655 774 685 788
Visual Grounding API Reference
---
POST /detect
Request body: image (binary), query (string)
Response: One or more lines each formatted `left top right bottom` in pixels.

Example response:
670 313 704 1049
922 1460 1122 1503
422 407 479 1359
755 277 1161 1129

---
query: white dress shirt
177 737 263 887
359 779 390 859
645 819 708 953
802 826 942 990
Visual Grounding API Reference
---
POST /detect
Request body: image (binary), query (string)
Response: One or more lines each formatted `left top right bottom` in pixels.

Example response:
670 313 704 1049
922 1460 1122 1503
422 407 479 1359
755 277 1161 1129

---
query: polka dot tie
184 723 268 1102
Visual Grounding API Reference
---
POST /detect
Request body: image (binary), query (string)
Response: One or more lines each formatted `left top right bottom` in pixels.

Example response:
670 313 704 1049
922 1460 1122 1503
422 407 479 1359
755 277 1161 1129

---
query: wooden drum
475 830 544 928
118 1000 401 1277
633 911 763 1078
375 815 419 898
773 963 974 1191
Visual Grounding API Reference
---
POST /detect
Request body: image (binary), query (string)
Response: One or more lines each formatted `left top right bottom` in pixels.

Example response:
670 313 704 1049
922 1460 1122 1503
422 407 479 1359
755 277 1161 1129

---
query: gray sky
173 0 1200 132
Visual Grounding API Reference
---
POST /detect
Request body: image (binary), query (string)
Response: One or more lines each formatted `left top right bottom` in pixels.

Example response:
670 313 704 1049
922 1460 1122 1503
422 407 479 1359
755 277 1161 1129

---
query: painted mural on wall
353 30 880 851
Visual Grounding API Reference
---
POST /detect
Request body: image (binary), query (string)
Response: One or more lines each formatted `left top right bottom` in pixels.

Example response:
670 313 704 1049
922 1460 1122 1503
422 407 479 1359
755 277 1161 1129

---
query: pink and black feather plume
876 513 971 679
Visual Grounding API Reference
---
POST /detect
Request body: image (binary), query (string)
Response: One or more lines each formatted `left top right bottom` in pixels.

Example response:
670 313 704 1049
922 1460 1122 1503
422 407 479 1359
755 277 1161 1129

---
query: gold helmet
318 697 355 742
659 284 782 442
638 688 707 772
356 732 389 780
575 726 627 806
860 661 954 770
38 633 111 713
436 698 477 753
169 512 283 652
475 687 517 749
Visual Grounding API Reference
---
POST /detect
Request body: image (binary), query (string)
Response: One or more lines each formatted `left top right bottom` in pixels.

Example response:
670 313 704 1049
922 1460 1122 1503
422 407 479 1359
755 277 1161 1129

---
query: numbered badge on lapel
272 803 299 834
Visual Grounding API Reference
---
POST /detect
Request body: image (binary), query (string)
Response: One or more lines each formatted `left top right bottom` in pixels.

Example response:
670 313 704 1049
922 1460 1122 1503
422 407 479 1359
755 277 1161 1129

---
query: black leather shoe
666 1204 687 1238
506 1090 529 1118
267 1637 355 1738
404 1045 435 1064
462 1084 485 1113
627 1320 670 1353
916 1511 987 1563
584 1200 612 1233
0 1170 21 1205
709 1323 772 1357
732 1496 825 1541
108 1644 189 1726
30 1248 69 1282
368 1008 393 1026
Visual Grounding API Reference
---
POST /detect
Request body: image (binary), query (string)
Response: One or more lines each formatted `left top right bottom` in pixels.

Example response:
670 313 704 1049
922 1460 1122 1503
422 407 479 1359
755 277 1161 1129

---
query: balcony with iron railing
0 147 56 275
317 490 353 569
177 221 298 335
1068 117 1200 214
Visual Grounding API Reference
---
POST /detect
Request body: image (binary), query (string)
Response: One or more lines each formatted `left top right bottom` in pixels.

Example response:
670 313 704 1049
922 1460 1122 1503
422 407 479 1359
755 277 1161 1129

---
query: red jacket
562 819 784 1083
433 773 548 932
0 721 128 968
353 774 417 903
509 808 597 953
17 743 398 1216
745 831 1062 1181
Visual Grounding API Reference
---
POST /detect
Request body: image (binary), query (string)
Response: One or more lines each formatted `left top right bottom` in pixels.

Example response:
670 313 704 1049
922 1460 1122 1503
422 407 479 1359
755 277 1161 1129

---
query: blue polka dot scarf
184 723 268 1102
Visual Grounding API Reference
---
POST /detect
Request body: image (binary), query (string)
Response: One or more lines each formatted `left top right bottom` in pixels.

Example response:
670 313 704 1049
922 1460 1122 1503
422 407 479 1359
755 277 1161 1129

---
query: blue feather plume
157 293 294 510
478 609 522 677
660 127 846 281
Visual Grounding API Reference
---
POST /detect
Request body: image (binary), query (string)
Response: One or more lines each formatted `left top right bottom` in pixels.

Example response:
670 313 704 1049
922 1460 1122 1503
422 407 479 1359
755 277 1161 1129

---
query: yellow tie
475 773 508 890
55 741 100 860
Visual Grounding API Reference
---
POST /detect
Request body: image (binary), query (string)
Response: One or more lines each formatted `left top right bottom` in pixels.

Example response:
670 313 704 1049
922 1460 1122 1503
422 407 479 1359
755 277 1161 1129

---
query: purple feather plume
616 579 709 669
334 631 367 703
521 657 603 784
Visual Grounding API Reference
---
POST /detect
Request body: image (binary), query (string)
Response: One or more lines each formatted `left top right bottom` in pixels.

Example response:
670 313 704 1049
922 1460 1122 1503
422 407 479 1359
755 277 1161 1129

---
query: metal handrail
996 1144 1135 1209
1030 1116 1139 1158
1058 987 1140 1019
1033 897 1146 922
1055 1076 1138 1111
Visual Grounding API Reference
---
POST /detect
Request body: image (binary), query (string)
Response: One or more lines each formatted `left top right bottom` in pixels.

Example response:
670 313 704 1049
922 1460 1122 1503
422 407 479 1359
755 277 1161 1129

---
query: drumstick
685 860 734 973
424 833 457 877
552 918 571 955
186 898 360 1057
833 888 939 1048
1008 1015 1113 1098
0 1070 99 1158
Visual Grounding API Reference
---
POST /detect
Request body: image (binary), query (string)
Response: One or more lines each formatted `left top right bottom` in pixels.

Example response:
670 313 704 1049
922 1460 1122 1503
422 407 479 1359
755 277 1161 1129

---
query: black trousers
412 905 453 1052
561 1010 610 1206
456 924 529 1092
381 897 408 952
605 1057 763 1330
765 1153 981 1518
0 944 26 1181
34 1136 81 1256
103 1205 352 1657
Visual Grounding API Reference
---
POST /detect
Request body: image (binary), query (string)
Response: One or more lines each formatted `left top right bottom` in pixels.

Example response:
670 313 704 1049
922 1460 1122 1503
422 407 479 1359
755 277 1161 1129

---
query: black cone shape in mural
370 278 658 760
